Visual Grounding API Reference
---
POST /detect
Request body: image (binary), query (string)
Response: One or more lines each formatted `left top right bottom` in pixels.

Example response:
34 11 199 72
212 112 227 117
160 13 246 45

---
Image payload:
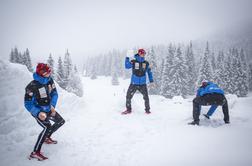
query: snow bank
0 65 252 166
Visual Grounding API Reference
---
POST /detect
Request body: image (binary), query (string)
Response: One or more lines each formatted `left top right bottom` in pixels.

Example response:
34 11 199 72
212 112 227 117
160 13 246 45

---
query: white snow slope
0 60 252 166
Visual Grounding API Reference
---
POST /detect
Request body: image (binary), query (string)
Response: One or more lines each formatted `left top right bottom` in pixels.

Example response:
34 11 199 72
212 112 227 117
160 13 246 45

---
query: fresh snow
0 60 252 166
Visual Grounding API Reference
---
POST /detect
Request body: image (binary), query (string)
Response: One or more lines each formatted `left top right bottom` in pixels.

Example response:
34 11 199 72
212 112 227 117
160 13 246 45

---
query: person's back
189 81 230 125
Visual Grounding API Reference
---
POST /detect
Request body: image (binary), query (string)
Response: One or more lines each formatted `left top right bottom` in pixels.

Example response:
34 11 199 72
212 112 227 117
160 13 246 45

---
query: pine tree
214 51 225 89
56 56 65 88
249 63 252 91
9 49 15 63
231 48 248 97
147 47 159 94
66 68 84 97
47 53 55 78
63 49 73 81
239 49 249 95
223 50 233 94
24 48 33 72
211 52 216 74
111 72 119 85
198 42 213 84
13 47 19 63
74 65 78 73
184 42 197 95
110 52 120 85
161 44 175 98
168 46 188 97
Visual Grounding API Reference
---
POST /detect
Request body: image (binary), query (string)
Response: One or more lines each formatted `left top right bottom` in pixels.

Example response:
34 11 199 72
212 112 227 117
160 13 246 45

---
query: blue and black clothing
24 73 65 152
193 82 229 123
125 54 154 111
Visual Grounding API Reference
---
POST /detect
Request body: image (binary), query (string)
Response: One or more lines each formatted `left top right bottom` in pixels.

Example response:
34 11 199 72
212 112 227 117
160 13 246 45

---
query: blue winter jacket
24 73 58 117
197 82 224 97
125 54 154 85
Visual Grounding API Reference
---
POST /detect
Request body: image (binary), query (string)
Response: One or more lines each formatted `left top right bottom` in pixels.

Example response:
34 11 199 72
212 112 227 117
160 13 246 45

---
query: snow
0 60 252 166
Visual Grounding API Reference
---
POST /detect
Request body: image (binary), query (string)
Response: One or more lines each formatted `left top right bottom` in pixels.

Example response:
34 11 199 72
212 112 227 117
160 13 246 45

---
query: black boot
224 120 230 124
203 114 210 119
188 120 199 125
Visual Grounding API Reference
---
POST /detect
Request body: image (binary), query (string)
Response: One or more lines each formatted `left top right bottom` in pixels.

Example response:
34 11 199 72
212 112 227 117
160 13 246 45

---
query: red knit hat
36 63 51 77
138 48 146 55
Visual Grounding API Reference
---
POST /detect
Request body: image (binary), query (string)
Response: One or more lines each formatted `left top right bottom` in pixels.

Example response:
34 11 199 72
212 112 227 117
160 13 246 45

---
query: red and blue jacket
24 73 58 117
125 54 154 85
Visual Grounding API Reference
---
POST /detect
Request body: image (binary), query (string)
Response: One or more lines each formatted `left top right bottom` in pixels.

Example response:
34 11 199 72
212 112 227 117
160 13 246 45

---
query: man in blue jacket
122 48 154 114
188 81 230 125
24 63 65 160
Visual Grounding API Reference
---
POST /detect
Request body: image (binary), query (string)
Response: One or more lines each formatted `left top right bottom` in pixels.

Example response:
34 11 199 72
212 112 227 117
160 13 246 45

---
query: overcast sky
0 0 251 65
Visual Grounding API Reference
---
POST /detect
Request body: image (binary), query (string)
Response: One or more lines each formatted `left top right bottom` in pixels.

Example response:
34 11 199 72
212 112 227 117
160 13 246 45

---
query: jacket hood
134 54 145 62
33 73 50 85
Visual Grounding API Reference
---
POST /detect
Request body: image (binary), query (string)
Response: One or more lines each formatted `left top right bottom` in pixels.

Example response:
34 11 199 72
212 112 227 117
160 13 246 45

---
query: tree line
9 48 83 97
83 42 252 97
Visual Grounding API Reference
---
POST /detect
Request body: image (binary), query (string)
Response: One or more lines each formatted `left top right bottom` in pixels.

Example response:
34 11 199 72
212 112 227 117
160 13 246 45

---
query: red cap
138 48 146 55
36 63 51 77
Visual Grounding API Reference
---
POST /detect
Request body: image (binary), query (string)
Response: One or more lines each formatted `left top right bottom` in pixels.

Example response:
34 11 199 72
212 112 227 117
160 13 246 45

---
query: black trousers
33 112 65 152
126 84 150 111
193 93 229 122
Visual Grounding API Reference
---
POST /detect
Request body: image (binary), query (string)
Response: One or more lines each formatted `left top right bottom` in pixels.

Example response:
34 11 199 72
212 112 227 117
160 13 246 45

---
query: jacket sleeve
196 88 202 96
125 57 132 69
50 80 58 108
24 83 41 117
147 64 154 83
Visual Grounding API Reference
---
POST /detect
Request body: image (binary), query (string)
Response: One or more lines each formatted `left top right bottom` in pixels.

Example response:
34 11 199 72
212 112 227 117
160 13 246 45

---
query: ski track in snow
0 61 252 166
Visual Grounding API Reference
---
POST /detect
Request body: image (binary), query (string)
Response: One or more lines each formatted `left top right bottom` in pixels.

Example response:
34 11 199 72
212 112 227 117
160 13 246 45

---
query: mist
0 0 251 66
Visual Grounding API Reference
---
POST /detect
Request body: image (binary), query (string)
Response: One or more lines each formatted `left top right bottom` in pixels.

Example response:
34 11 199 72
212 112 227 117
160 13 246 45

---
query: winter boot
121 109 132 115
188 120 199 126
29 151 48 161
203 114 210 119
224 120 230 124
145 110 151 114
44 137 57 144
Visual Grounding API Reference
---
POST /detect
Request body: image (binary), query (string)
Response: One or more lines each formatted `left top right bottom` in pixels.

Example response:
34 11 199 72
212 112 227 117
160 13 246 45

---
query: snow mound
226 94 238 109
172 96 184 104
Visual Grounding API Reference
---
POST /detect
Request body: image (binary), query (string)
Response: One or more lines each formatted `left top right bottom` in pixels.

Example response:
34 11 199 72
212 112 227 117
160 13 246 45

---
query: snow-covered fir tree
249 63 252 91
111 72 119 85
47 54 55 78
214 51 225 89
9 47 33 72
168 46 188 97
197 42 213 84
222 50 233 93
9 49 15 63
63 49 73 81
146 47 159 94
56 56 66 88
184 42 197 95
66 66 83 97
211 52 216 73
24 48 33 72
110 52 120 86
231 48 248 97
160 44 175 98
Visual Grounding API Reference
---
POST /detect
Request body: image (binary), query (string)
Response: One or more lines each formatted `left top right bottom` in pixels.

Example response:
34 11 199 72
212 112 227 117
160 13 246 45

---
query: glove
126 49 135 59
38 112 47 121
50 105 56 116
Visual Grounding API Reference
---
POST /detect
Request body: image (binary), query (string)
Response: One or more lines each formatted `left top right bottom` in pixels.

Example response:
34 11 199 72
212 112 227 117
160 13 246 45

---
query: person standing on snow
188 81 230 125
24 63 65 161
122 48 154 115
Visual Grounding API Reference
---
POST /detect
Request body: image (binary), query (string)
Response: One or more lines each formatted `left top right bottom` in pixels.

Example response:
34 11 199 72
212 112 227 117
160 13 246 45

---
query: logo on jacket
39 87 47 98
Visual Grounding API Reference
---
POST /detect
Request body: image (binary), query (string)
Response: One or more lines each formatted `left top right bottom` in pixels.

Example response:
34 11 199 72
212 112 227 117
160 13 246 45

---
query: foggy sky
0 0 251 65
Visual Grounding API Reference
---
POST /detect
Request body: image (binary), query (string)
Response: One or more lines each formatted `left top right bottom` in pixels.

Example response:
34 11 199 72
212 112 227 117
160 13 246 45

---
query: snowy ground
0 60 252 166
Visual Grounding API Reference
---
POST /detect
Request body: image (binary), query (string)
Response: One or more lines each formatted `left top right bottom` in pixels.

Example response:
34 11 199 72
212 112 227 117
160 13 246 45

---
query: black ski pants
33 111 65 152
193 93 229 122
126 84 150 111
